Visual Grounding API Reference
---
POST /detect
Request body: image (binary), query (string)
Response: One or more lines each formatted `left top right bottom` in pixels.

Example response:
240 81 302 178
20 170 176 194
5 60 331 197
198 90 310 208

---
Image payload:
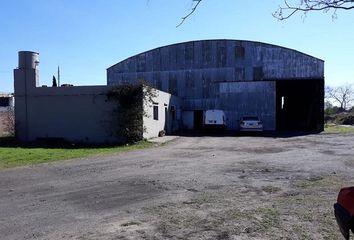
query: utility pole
57 65 60 87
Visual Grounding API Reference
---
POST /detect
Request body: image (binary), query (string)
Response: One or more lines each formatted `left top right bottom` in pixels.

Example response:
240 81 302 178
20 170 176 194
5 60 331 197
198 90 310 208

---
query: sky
0 0 353 93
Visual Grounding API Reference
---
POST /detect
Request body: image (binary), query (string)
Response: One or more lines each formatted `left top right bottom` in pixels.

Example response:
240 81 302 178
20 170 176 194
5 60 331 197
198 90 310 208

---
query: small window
153 105 159 120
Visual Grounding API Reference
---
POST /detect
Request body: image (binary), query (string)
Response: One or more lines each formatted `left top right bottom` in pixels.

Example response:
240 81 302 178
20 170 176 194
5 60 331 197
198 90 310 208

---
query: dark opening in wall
194 110 204 130
0 98 10 107
153 105 159 120
276 79 324 132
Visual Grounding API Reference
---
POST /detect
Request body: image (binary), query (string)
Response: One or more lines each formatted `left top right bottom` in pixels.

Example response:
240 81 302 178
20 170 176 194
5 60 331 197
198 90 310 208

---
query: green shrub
325 106 344 115
107 83 156 143
334 113 354 125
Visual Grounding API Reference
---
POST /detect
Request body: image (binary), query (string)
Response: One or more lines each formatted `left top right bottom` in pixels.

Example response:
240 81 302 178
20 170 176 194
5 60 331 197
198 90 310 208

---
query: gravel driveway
1 133 354 239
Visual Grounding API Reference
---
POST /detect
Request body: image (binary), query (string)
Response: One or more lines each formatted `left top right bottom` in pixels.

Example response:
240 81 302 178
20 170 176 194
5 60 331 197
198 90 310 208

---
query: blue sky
1 0 353 92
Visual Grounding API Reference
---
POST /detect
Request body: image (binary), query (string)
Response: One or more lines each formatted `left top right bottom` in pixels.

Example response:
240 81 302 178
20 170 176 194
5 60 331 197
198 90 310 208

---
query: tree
273 0 354 20
106 83 157 143
325 84 354 110
52 76 57 87
324 101 342 115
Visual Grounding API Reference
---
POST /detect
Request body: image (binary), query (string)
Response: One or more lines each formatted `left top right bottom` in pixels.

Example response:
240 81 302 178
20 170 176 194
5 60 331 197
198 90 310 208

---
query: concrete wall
15 81 180 143
14 51 180 143
15 84 120 143
13 52 119 143
143 90 181 139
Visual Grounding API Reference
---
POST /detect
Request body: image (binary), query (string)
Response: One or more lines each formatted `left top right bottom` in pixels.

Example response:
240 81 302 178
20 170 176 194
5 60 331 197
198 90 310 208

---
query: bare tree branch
274 0 354 20
177 0 203 27
178 0 354 24
326 84 354 110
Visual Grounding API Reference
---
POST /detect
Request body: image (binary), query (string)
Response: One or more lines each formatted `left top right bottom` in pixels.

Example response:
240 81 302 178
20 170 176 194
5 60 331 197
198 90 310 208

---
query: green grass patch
259 207 280 229
0 138 152 169
293 174 340 189
275 177 345 240
324 124 354 134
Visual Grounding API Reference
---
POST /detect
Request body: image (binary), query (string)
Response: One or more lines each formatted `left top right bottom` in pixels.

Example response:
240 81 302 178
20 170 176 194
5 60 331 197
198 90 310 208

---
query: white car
239 116 263 131
204 109 226 129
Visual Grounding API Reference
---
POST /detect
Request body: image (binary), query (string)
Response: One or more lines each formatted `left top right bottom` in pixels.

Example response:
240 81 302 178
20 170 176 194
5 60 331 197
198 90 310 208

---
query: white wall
143 89 181 139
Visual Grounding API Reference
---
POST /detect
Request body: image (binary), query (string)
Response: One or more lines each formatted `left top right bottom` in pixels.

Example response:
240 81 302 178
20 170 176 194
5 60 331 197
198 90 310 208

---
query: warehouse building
108 39 324 132
14 40 324 143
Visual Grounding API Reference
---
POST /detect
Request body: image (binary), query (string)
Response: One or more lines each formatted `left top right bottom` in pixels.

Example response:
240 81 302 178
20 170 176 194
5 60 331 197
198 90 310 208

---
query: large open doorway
276 79 324 132
193 110 204 131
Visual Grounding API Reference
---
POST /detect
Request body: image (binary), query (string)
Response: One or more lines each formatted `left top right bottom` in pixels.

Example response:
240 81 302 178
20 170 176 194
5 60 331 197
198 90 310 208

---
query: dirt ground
1 133 354 240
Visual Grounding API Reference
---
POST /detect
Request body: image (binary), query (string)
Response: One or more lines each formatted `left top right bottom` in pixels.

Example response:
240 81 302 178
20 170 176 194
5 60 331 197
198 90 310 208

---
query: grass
324 124 354 134
0 138 152 169
275 174 346 239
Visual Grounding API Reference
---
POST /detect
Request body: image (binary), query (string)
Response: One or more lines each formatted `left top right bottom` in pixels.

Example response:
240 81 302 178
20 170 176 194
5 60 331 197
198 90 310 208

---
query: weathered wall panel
108 40 324 85
107 40 324 130
219 82 276 130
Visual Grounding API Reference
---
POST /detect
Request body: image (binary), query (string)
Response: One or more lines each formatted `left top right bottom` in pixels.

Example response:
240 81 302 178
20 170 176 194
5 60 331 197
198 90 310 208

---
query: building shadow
0 136 129 149
173 130 322 139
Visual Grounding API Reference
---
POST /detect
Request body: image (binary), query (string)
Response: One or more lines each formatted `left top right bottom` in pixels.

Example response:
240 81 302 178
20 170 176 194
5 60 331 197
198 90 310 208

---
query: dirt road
1 133 354 239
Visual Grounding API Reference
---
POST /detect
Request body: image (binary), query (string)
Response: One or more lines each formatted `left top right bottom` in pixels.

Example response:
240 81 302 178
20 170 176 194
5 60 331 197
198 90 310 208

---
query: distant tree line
325 84 354 125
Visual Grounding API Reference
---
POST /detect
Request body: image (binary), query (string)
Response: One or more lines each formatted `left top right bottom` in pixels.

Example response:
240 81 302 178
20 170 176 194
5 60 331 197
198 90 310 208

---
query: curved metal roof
107 39 323 70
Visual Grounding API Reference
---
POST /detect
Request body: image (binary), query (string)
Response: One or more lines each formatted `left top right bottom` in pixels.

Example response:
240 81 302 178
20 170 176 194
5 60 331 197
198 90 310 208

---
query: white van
204 109 226 128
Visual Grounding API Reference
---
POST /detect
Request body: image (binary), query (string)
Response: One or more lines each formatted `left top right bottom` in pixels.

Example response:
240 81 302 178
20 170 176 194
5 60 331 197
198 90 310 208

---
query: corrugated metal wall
107 40 324 130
